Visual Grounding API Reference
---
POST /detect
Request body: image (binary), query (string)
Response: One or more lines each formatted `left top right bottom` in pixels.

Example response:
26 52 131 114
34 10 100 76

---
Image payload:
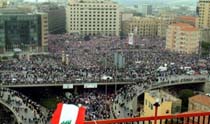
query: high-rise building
166 23 199 54
196 0 210 43
66 0 120 36
122 16 159 38
197 0 210 28
0 8 48 53
38 3 66 34
142 4 152 16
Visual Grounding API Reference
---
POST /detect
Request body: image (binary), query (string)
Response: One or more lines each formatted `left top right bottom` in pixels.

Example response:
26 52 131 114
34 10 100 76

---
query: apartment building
166 23 199 54
122 16 159 38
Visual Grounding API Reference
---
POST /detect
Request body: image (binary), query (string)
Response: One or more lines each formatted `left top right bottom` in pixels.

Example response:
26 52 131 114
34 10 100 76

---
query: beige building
197 0 210 28
121 12 133 21
122 16 159 38
40 13 48 49
196 0 210 42
189 95 210 111
143 90 182 124
66 0 120 36
166 23 200 54
158 13 176 38
0 0 7 8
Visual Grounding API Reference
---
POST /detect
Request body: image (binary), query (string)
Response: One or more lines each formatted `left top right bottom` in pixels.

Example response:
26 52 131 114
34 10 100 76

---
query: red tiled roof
178 16 196 22
172 23 198 32
189 95 210 107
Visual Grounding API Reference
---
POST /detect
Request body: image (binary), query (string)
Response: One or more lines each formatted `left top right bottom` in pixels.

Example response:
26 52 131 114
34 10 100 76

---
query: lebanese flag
51 103 86 124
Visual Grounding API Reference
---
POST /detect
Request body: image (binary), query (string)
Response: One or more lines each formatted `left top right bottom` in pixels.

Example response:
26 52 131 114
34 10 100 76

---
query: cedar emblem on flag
51 103 86 124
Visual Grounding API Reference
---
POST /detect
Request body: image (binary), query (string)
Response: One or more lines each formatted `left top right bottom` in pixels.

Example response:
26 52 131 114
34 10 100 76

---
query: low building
166 23 199 54
143 90 182 124
122 16 159 38
188 95 210 111
0 8 48 53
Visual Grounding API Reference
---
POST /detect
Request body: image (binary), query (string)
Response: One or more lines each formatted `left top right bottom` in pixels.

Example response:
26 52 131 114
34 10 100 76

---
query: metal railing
85 112 210 124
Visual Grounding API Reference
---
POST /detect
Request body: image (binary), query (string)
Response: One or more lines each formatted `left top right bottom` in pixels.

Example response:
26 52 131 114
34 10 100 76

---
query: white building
66 0 120 36
142 4 152 16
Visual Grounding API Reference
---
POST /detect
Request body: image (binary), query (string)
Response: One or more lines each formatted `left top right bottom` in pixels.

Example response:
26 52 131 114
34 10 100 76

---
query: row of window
69 4 117 8
69 15 117 18
69 21 117 24
69 8 117 11
69 18 116 21
69 11 117 14
69 24 117 27
69 28 117 31
145 100 153 110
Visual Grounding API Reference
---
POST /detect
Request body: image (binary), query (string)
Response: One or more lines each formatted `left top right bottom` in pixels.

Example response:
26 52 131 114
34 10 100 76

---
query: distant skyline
24 0 198 4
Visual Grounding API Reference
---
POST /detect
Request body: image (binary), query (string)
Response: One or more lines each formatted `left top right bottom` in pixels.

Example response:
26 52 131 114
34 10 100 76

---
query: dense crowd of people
56 90 115 121
0 88 49 124
0 34 209 85
0 34 210 122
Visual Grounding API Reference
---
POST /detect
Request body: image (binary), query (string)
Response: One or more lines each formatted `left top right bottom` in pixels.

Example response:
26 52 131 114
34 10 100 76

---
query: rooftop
189 95 210 107
172 23 198 32
178 16 196 22
148 90 181 103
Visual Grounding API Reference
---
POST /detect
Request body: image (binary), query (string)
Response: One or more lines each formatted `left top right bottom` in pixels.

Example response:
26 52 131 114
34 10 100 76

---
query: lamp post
153 99 160 124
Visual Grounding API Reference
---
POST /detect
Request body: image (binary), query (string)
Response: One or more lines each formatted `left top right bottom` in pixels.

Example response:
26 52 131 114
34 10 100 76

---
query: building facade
142 4 152 16
196 0 210 42
143 90 182 124
0 9 48 53
38 3 66 34
158 13 176 38
197 0 210 28
166 23 199 54
66 0 120 36
122 16 159 38
189 95 210 112
0 0 7 8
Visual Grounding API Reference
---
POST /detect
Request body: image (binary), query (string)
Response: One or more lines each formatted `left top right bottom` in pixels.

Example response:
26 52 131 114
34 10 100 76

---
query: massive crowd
0 34 210 122
0 34 209 85
0 88 50 124
56 90 115 121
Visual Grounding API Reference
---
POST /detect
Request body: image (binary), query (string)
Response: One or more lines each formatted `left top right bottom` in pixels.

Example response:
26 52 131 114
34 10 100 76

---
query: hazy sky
24 0 197 5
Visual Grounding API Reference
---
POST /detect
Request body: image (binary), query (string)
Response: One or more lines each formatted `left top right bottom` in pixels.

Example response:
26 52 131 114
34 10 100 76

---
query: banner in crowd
51 103 86 124
84 83 98 88
128 33 134 45
63 84 73 89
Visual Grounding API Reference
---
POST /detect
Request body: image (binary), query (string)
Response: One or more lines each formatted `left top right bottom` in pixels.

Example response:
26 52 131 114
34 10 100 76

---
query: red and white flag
51 103 86 124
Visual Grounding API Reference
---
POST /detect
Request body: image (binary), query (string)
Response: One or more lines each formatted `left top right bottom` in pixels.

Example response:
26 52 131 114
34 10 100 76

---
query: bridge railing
85 112 210 124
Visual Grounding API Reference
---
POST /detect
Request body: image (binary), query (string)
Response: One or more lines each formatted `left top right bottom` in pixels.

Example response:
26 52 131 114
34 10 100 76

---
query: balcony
85 111 210 124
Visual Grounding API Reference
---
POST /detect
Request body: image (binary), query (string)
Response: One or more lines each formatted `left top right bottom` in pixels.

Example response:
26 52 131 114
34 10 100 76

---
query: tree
201 41 210 51
84 35 90 41
120 31 125 40
178 89 194 112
